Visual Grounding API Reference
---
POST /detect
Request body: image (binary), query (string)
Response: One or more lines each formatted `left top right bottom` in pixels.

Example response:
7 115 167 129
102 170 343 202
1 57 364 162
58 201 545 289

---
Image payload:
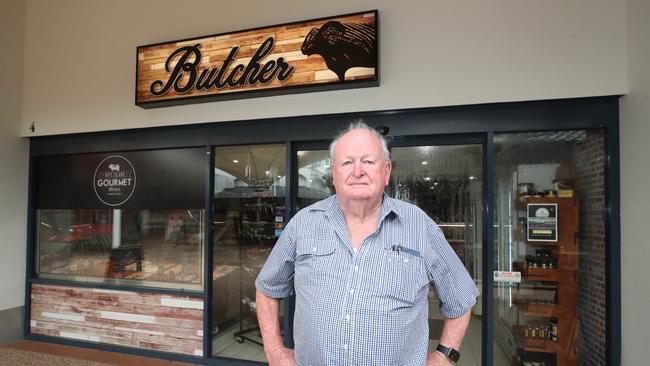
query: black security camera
376 126 390 136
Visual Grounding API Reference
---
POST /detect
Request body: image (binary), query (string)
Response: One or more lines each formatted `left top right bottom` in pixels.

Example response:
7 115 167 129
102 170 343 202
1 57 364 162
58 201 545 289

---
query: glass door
295 148 334 210
294 136 484 365
389 139 484 366
211 144 286 362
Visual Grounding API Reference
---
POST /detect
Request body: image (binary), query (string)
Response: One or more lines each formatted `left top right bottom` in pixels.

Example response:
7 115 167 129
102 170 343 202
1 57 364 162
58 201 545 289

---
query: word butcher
150 37 294 96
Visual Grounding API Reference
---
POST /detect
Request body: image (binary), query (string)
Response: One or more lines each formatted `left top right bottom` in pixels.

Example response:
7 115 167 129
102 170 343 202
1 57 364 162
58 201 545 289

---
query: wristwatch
436 344 461 363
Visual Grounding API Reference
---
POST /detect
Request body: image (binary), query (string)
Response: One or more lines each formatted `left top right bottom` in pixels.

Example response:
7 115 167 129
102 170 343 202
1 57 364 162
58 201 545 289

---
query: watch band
436 344 461 363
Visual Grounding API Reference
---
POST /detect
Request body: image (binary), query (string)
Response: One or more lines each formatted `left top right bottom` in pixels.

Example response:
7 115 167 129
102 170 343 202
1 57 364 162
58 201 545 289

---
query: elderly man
255 121 479 365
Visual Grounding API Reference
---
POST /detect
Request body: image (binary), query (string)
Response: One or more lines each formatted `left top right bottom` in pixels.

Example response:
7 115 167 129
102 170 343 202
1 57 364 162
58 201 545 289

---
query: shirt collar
309 193 403 220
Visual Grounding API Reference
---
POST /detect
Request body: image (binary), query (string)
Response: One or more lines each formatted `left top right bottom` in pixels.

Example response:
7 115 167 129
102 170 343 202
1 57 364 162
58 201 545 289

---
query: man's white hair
329 119 390 163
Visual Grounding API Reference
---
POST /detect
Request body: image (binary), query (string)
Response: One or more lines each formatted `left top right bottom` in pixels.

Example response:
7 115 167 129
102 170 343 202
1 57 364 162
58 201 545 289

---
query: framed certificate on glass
527 203 558 242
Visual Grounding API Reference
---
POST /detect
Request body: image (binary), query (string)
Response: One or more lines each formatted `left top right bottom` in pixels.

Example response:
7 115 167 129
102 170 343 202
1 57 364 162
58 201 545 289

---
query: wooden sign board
136 10 378 108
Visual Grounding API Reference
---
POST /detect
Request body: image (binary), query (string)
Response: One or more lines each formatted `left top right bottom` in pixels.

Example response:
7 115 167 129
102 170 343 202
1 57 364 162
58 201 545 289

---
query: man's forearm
427 309 472 365
256 289 284 351
438 309 472 350
256 290 297 366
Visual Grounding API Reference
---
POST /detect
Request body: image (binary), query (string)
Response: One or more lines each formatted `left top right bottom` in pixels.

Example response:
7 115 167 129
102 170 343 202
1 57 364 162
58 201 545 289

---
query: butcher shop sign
136 10 378 108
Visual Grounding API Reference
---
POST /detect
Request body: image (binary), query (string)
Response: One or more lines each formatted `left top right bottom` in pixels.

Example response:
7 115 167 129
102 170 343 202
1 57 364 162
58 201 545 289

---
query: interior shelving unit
511 196 579 366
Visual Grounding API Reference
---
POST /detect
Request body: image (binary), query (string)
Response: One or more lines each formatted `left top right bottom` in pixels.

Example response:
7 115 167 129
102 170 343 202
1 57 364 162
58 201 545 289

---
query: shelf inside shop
515 302 558 317
523 267 560 282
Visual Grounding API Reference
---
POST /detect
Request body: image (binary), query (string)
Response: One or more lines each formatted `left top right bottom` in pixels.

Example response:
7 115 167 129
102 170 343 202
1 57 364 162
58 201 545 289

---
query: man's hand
427 350 453 366
265 345 297 366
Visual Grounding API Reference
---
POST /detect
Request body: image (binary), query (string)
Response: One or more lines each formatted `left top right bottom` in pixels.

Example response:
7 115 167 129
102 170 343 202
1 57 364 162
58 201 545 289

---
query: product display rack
233 244 268 346
231 200 280 346
511 196 579 366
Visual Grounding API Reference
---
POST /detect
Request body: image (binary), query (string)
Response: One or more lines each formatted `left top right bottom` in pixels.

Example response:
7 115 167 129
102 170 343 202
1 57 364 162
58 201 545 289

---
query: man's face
331 129 391 201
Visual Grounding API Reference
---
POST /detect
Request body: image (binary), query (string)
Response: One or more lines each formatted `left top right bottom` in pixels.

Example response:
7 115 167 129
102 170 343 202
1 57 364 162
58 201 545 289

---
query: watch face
448 348 461 362
437 344 461 362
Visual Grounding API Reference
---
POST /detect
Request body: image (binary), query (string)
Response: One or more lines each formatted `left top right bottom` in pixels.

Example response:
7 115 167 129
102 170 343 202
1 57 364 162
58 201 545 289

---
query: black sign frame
135 10 379 109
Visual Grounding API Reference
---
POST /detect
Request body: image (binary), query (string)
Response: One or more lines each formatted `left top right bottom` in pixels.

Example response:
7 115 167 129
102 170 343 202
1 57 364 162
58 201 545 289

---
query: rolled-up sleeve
255 218 297 299
425 222 480 318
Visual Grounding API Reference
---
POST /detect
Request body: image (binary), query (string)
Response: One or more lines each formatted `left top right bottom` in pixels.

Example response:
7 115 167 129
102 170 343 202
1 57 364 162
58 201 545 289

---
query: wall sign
93 155 137 206
37 148 206 209
136 10 378 108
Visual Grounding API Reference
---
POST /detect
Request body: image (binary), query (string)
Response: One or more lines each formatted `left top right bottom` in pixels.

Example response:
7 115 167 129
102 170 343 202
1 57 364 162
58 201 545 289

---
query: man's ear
384 161 392 185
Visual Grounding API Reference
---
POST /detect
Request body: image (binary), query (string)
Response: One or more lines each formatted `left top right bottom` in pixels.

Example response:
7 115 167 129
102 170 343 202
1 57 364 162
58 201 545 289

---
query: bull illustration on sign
109 164 120 172
301 20 376 82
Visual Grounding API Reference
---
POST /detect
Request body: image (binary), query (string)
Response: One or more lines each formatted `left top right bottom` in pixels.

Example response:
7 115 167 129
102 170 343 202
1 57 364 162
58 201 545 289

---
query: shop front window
35 148 206 290
38 209 203 289
492 130 607 366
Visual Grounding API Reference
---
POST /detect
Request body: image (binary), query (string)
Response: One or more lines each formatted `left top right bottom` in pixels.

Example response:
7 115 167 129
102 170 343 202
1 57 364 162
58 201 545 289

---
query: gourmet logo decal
93 156 136 206
136 11 378 108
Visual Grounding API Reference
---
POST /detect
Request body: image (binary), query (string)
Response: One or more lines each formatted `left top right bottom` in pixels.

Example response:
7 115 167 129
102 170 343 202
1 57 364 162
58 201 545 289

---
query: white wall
620 1 650 364
21 0 627 136
0 0 28 311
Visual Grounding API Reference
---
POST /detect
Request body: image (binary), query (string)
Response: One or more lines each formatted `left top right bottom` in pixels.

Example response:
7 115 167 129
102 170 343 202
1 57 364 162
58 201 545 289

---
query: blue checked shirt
256 195 479 366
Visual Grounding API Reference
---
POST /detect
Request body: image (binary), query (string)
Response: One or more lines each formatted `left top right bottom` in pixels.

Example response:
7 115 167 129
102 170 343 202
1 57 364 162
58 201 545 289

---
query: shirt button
345 314 350 321
354 266 359 272
312 247 317 252
349 289 354 295
342 344 348 351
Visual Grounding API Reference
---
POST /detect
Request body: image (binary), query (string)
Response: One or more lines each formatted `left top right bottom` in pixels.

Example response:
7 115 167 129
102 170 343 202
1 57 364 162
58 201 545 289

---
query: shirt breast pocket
368 248 427 306
295 240 340 287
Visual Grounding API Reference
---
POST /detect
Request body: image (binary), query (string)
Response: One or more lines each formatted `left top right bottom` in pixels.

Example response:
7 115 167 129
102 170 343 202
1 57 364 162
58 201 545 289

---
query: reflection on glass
37 209 204 290
390 144 483 364
212 144 285 362
297 150 334 210
493 130 606 366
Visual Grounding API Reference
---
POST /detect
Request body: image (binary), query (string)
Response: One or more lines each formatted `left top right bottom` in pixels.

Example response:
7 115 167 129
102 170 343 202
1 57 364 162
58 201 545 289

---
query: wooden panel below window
30 284 204 356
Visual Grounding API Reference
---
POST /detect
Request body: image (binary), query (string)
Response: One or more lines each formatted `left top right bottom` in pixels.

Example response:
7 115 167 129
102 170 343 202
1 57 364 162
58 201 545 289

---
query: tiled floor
212 322 266 362
2 340 199 366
